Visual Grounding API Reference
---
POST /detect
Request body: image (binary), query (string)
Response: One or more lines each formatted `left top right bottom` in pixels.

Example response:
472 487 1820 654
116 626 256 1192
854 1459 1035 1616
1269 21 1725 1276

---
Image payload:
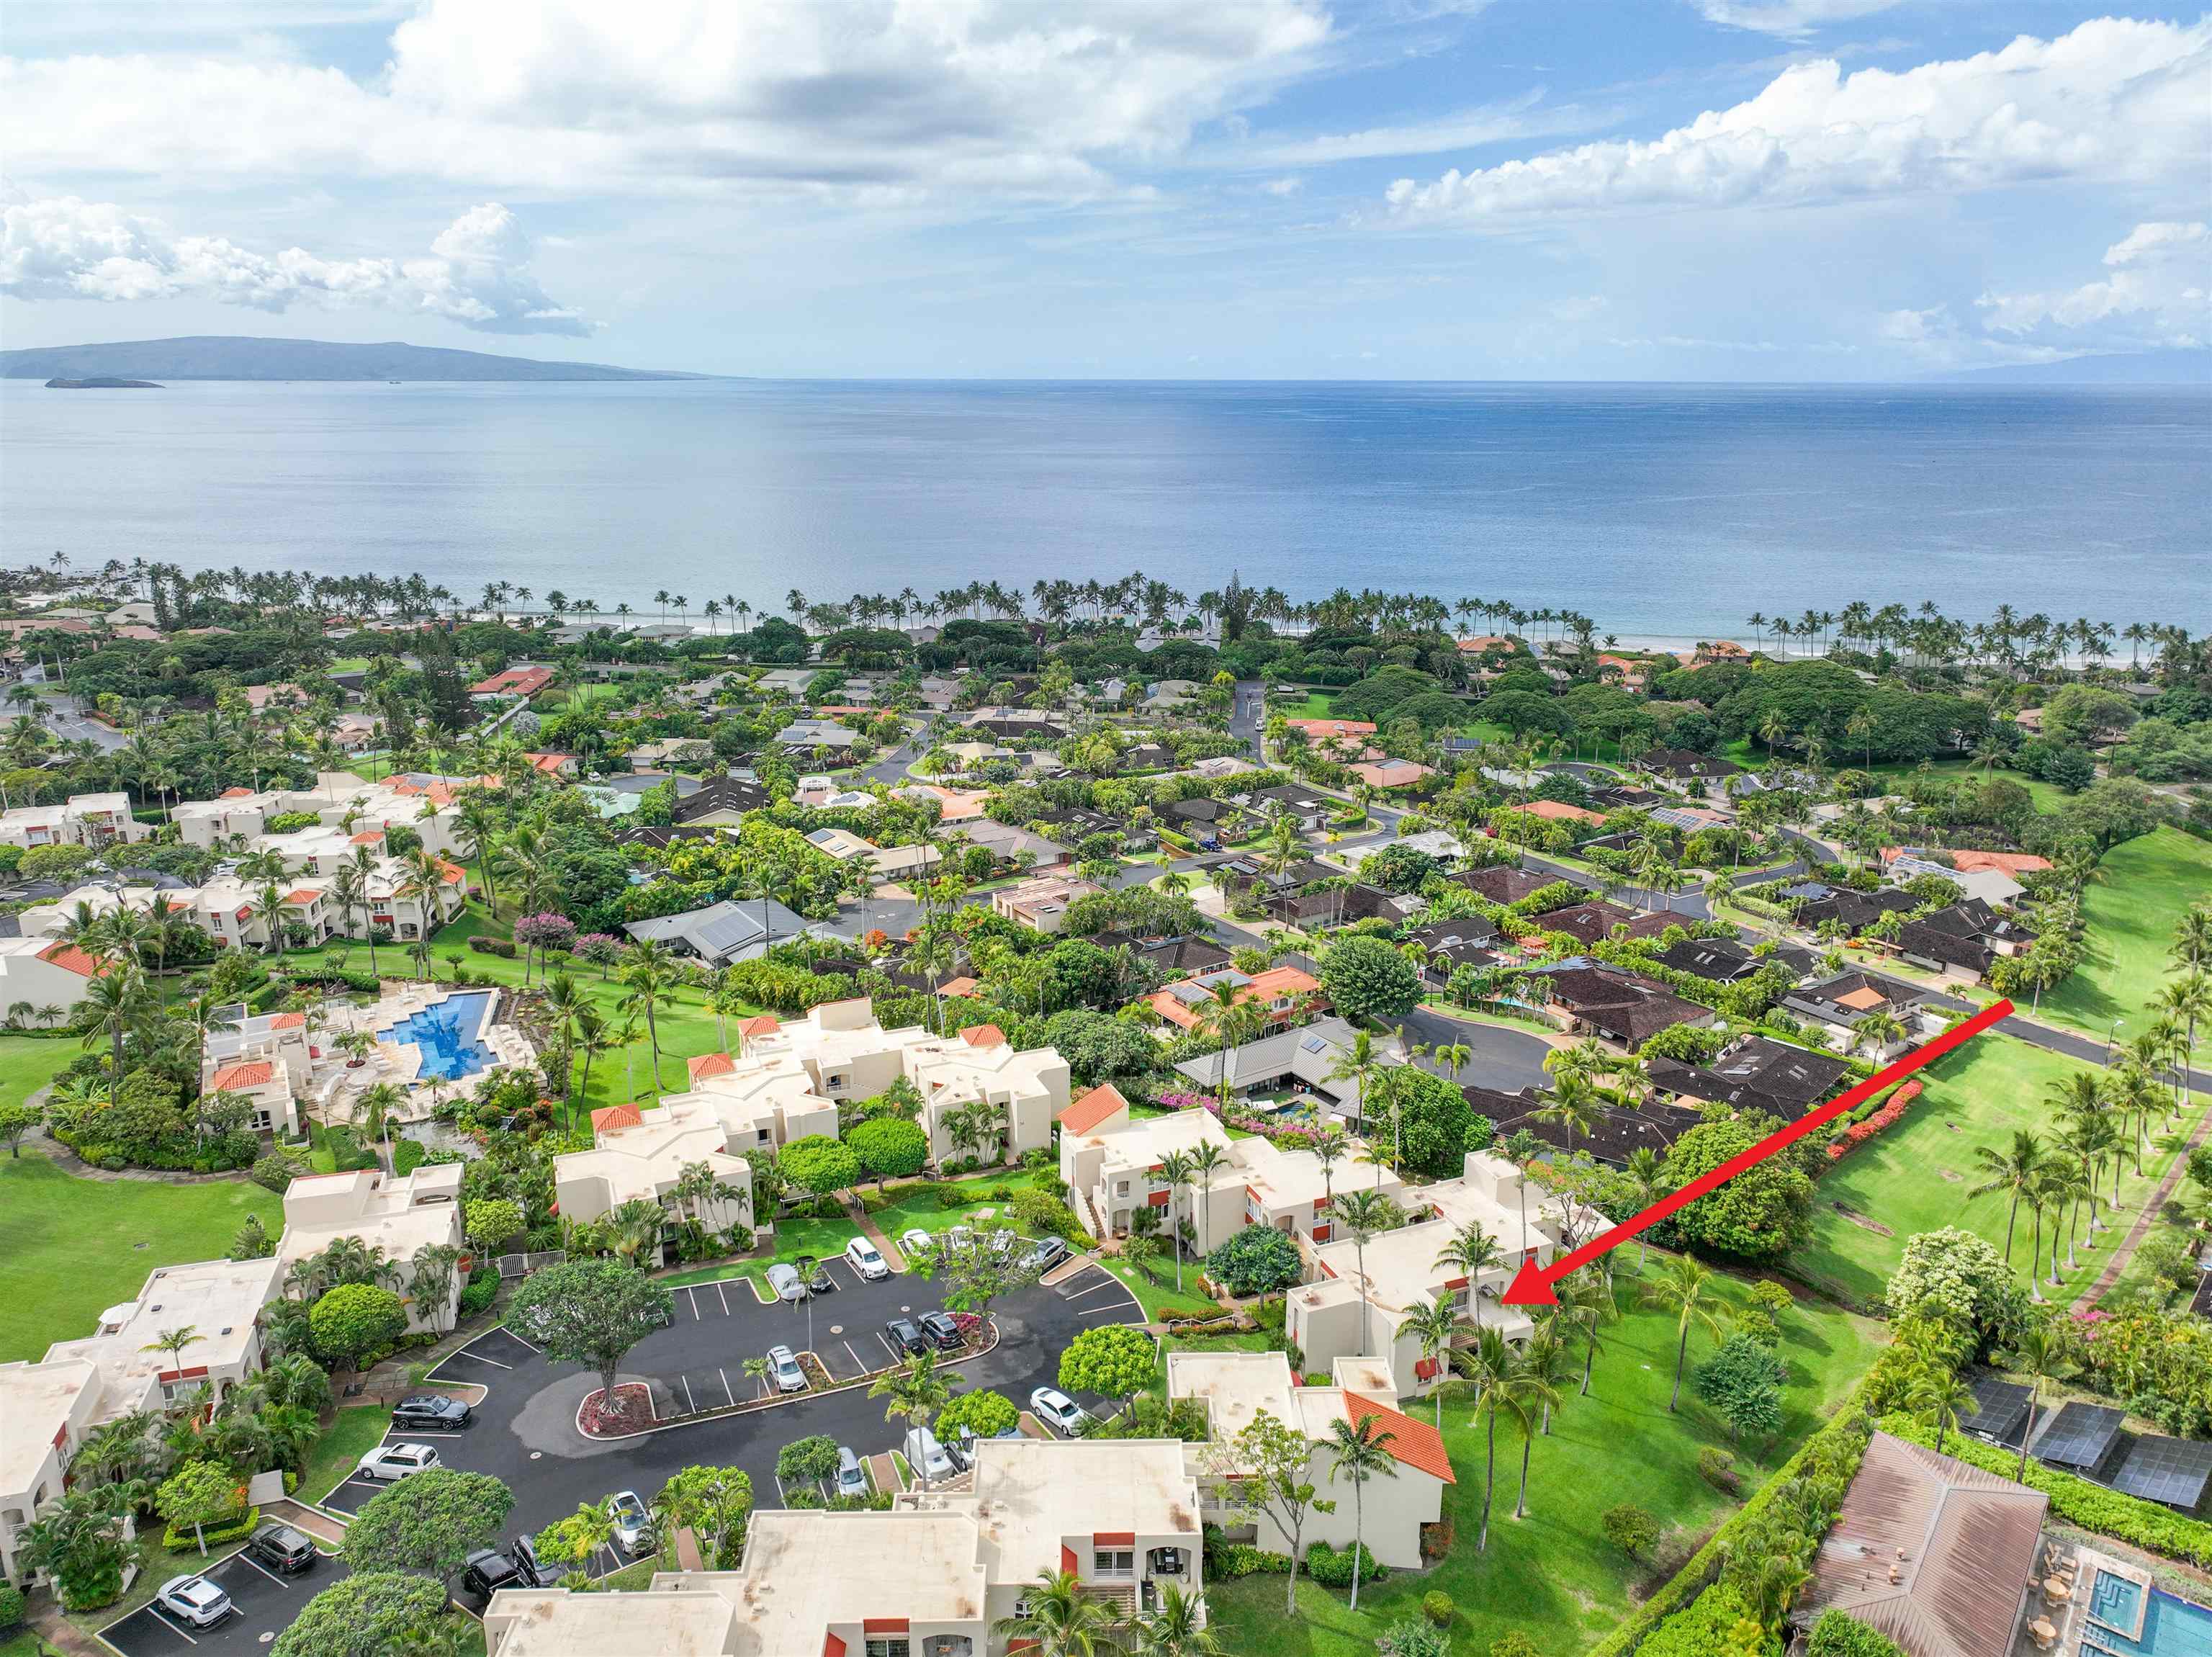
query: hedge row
1584 1400 1873 1657
1877 1413 2212 1568
163 1506 260 1553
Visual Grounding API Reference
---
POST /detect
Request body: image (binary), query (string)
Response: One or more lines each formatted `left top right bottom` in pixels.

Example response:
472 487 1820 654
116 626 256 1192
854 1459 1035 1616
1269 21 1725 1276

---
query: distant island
1938 347 2210 386
0 336 711 383
44 377 163 390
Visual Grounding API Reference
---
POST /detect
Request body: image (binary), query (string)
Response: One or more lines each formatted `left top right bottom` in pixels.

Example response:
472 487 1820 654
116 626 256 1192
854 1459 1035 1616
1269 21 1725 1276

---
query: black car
245 1523 318 1576
886 1316 927 1356
392 1394 473 1432
919 1311 964 1352
461 1538 554 1599
804 1260 838 1294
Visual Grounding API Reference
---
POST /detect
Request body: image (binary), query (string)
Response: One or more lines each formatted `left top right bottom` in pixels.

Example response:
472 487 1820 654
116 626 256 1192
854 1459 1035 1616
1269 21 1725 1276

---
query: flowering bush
950 1311 985 1344
1154 1092 1207 1113
1826 1081 1922 1161
515 912 577 956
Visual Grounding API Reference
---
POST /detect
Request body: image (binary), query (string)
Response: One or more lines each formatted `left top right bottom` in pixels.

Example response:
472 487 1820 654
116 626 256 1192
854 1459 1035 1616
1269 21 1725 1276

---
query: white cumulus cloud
1385 17 2211 223
1977 220 2210 346
1688 0 1904 37
0 0 1331 200
0 197 590 334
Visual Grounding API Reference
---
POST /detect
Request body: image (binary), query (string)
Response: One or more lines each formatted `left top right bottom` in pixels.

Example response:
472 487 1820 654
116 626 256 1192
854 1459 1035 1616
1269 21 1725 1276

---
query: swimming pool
2084 1573 2212 1657
382 990 497 1082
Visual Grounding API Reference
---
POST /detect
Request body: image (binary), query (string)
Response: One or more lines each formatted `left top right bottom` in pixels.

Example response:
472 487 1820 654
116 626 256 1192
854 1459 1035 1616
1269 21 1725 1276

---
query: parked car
766 1344 807 1393
886 1316 927 1357
804 1258 839 1294
765 1262 807 1303
1020 1236 1070 1274
919 1311 963 1352
950 1420 1025 1462
987 1228 1019 1257
845 1236 890 1280
392 1393 473 1433
462 1537 555 1598
156 1575 233 1630
607 1490 655 1557
903 1427 956 1483
1030 1388 1094 1437
898 1227 935 1258
245 1522 318 1576
356 1442 442 1481
835 1445 868 1499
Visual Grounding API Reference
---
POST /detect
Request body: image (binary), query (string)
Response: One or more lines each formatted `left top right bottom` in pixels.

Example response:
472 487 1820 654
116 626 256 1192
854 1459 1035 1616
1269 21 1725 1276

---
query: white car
904 1427 956 1482
156 1575 234 1629
898 1227 935 1259
766 1344 807 1393
357 1442 442 1481
845 1236 890 1280
606 1489 655 1556
1030 1388 1094 1437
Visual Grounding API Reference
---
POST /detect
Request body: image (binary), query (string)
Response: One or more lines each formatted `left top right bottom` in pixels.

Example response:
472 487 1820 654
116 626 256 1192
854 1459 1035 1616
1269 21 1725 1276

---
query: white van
903 1427 956 1483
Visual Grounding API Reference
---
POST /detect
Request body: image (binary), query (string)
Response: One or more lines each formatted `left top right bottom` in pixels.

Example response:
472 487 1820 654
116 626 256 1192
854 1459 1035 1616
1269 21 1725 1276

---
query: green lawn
300 1404 395 1504
2039 828 2212 1052
1794 1031 2193 1308
0 1034 78 1113
0 1154 282 1362
1205 1264 1885 1657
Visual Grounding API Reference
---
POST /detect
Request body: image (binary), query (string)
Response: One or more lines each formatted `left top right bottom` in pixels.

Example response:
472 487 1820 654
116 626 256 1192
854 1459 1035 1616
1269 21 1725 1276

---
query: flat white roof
724 1510 987 1650
44 1256 279 1398
0 1358 98 1496
487 1587 735 1656
964 1438 1200 1586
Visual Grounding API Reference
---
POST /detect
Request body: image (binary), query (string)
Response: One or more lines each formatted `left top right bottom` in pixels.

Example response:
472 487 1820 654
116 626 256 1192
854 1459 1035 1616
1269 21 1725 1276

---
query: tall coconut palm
1432 1221 1502 1336
408 1242 464 1335
1622 1148 1666 1271
2007 1323 2078 1481
619 940 681 1095
1501 1344 1563 1519
1904 1364 1979 1457
1465 1326 1516 1552
1187 1140 1228 1260
1969 1128 2051 1265
1157 1149 1195 1294
1323 1414 1400 1612
1560 1268 1619 1398
1128 1585 1222 1657
1640 1255 1725 1412
1403 1295 1462 1428
1331 1188 1397 1357
992 1570 1122 1657
869 1352 951 1487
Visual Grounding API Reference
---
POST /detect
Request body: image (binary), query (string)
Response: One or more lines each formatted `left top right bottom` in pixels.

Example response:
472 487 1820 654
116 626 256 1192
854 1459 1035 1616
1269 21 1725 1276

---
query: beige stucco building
273 1165 466 1334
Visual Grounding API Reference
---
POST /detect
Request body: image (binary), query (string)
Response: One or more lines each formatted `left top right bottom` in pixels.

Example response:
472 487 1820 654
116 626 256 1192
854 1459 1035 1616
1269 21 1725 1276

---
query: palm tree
992 1570 1123 1657
1560 1268 1619 1398
1403 1295 1462 1428
355 1082 405 1171
2008 1323 2078 1482
1128 1585 1222 1657
140 1325 203 1372
1323 1414 1399 1612
1187 1141 1228 1260
1157 1149 1195 1294
1331 1188 1397 1357
868 1352 950 1486
1640 1256 1724 1412
1432 1221 1502 1337
1622 1148 1666 1272
408 1242 464 1334
1500 1342 1564 1519
619 940 680 1095
1905 1365 1979 1457
1969 1129 2051 1265
1465 1326 1516 1552
1532 1070 1606 1157
1311 1125 1346 1211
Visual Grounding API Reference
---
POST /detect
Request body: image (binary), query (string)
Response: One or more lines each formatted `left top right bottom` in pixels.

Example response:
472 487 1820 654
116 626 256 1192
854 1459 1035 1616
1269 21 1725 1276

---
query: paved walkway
843 1195 905 1267
24 1607 101 1656
2082 1104 2212 1307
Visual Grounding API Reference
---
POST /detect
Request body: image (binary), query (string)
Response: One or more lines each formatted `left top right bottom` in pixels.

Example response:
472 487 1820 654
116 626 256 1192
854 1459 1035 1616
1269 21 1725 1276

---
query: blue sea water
1 378 2205 635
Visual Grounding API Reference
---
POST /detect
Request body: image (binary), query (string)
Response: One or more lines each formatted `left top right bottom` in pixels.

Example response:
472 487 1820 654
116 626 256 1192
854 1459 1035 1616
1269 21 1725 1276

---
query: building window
1147 1547 1186 1576
920 1640 972 1657
865 1641 910 1657
1094 1550 1133 1579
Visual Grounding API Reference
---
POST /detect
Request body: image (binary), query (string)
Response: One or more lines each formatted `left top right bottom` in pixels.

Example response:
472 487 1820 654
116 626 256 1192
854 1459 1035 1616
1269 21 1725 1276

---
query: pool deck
2020 1543 2154 1656
317 985 536 1123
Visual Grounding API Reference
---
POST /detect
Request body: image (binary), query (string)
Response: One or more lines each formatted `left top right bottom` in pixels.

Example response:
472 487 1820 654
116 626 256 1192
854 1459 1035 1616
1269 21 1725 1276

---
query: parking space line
715 1280 731 1316
228 1551 289 1587
843 1340 866 1375
1080 1303 1128 1316
876 1331 901 1360
720 1368 734 1406
1062 1280 1120 1302
498 1328 540 1353
148 1607 200 1644
686 1286 701 1321
450 1348 513 1370
680 1375 696 1412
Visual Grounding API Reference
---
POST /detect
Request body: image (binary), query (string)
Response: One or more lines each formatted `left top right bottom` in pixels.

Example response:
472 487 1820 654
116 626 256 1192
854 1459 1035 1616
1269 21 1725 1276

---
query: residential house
1640 748 1743 788
1187 755 1256 781
1527 899 1678 946
1393 829 1465 862
1249 783 1334 832
468 665 554 701
1645 1034 1854 1125
1121 741 1175 771
1485 1085 1704 1166
621 898 814 964
1290 1151 1564 1396
554 1096 756 1238
274 1165 466 1334
773 718 864 758
1087 930 1233 982
667 776 773 827
43 1255 282 1416
1262 881 1418 932
1501 799 1605 828
1794 886 1920 935
1650 935 1769 986
0 793 150 852
1282 717 1375 742
1446 865 1556 906
0 936 107 1017
1530 964 1713 1047
961 707 1069 742
1170 1350 1452 1568
1147 966 1323 1033
627 737 714 771
1348 758 1434 791
1143 679 1197 711
942 818 1071 870
804 826 941 881
0 1357 131 1586
1895 900 2035 980
1779 972 1935 1059
1172 1016 1380 1126
991 874 1102 934
1398 917 1503 989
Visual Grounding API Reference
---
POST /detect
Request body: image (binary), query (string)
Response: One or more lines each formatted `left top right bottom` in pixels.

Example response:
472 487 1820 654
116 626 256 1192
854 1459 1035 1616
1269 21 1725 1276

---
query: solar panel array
1967 1378 2031 1447
2113 1436 2212 1510
2031 1401 2126 1470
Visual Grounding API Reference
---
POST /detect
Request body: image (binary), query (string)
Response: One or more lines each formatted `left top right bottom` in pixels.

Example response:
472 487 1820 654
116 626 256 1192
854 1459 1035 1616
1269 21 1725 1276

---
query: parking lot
314 1254 1145 1548
100 1545 348 1657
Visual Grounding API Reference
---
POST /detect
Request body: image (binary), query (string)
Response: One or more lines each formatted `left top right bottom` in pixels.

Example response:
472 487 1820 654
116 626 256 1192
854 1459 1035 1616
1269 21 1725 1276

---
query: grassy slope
0 1035 78 1114
0 1154 282 1362
1794 1031 2193 1307
300 1404 396 1503
2039 828 2212 1051
1205 1266 1884 1657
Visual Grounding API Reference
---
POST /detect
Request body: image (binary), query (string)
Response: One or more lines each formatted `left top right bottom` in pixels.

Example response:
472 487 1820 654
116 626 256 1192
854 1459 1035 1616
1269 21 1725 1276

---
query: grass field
1205 1262 1885 1657
0 1154 282 1362
1794 1031 2194 1308
2039 828 2212 1052
300 1404 395 1503
0 1034 79 1113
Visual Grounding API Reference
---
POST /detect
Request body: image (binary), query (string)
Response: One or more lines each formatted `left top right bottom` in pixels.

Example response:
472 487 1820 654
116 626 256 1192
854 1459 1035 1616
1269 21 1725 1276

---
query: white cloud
1977 220 2209 346
1226 94 1608 169
1260 176 1304 197
0 197 590 333
1688 0 1904 37
0 0 1331 200
1385 18 2211 223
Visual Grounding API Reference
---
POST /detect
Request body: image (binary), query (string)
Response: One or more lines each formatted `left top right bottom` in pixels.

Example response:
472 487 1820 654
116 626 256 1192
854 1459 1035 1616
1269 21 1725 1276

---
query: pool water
382 990 496 1081
2085 1576 2212 1657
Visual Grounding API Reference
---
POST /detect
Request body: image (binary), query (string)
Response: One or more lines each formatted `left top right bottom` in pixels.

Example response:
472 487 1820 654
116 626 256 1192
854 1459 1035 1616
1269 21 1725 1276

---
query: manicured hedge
1808 1609 1907 1657
468 936 518 958
163 1505 260 1553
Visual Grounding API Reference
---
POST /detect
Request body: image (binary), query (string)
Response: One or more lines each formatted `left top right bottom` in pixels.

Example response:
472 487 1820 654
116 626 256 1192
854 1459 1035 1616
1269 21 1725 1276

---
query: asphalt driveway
315 1255 1146 1558
100 1545 346 1657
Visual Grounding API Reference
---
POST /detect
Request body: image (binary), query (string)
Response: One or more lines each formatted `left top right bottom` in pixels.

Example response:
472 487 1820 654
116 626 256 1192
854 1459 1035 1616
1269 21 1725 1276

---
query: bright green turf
0 1033 79 1113
2038 828 2212 1052
0 1154 282 1362
1205 1263 1884 1657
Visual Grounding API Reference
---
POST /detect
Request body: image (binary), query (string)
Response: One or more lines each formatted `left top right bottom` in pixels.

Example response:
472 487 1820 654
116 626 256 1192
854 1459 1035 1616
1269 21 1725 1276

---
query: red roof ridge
34 941 105 977
1057 1083 1130 1136
209 1060 276 1092
1341 1389 1456 1483
959 1023 1005 1048
688 1052 737 1081
590 1104 644 1134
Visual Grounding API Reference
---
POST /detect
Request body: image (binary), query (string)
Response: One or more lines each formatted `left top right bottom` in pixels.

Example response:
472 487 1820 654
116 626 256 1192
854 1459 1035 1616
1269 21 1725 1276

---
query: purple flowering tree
514 912 578 984
575 933 624 980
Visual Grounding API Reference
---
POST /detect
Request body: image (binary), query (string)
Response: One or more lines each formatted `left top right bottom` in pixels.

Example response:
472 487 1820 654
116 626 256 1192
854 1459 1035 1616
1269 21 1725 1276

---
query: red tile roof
1949 849 2052 875
688 1052 736 1082
208 1061 276 1092
220 787 256 800
737 1015 781 1041
1057 1083 1130 1136
590 1104 644 1134
1511 799 1605 824
1284 717 1377 739
959 1023 1005 1048
283 886 322 906
1343 1391 1456 1483
522 752 573 774
267 1012 307 1029
469 665 554 697
34 941 104 978
349 830 385 846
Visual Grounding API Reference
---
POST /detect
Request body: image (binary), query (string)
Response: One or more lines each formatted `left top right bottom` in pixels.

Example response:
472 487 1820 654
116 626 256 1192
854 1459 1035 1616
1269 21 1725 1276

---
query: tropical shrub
1420 1589 1455 1626
308 1283 408 1370
1807 1609 1908 1656
1205 1226 1303 1298
1887 1228 2026 1344
1303 1540 1385 1587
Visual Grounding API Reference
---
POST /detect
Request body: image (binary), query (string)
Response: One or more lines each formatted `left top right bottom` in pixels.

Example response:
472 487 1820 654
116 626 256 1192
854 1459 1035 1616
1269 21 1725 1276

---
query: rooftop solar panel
2031 1401 2128 1471
1966 1378 2032 1449
2190 1270 2212 1321
2113 1435 2212 1510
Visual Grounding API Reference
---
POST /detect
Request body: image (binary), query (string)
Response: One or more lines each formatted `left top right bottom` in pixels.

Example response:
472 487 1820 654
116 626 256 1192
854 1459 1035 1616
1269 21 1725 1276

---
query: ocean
2 378 2206 637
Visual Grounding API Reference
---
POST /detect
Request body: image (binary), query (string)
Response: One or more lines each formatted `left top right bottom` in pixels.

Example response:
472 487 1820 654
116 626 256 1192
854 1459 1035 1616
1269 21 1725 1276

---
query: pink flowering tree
514 912 578 984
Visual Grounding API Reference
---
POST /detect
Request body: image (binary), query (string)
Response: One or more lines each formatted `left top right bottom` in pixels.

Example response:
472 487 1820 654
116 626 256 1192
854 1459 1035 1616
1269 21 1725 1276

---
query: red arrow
1499 997 2014 1306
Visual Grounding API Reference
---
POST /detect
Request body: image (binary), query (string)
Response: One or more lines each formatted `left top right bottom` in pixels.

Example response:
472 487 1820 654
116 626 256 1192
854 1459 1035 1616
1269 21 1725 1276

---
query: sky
1 0 2207 380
